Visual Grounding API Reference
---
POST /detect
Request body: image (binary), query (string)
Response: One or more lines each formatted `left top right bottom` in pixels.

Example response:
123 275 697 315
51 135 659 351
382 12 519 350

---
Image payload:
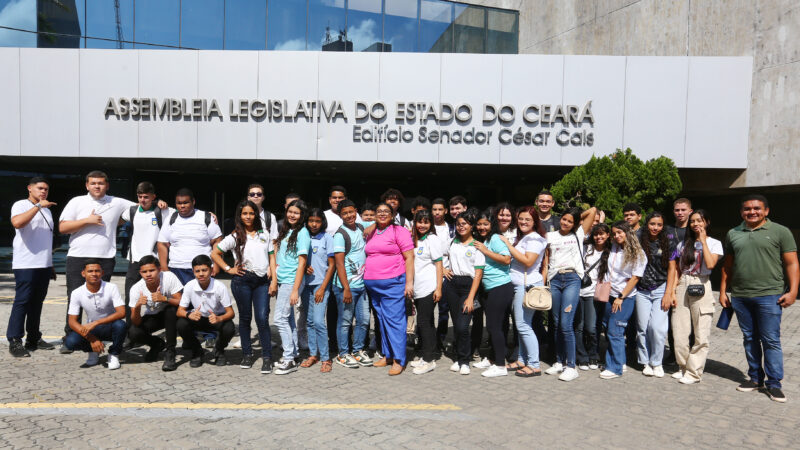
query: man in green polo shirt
719 194 798 403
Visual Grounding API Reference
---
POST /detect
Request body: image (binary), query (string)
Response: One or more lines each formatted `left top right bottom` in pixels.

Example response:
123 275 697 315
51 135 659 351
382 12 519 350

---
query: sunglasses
248 192 264 198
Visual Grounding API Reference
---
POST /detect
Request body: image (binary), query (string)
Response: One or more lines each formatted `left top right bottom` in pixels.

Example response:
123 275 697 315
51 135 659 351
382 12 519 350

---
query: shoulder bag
523 269 551 311
593 249 615 302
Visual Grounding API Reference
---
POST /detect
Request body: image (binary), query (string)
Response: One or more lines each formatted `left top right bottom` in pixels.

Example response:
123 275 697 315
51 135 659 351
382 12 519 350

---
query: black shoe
162 349 177 372
767 387 787 403
122 337 134 351
59 344 73 354
240 354 256 369
736 380 764 392
145 340 166 362
181 340 192 350
190 352 204 368
213 350 227 366
25 338 55 351
261 358 273 374
9 340 31 358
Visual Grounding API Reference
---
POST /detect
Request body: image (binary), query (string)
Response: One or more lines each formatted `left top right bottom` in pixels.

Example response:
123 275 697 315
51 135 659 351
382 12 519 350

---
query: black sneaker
213 350 227 366
736 380 764 392
240 354 256 369
25 338 55 351
162 349 177 372
9 340 30 358
190 352 204 368
261 358 273 374
145 340 166 362
767 387 787 403
274 358 298 375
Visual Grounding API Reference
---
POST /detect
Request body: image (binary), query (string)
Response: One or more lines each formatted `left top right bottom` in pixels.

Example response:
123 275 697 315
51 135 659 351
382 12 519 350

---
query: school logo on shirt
466 250 473 258
312 246 319 254
417 246 424 255
151 217 158 226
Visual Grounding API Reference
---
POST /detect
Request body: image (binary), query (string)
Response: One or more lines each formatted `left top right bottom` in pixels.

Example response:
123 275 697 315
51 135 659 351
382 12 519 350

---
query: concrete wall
464 0 800 189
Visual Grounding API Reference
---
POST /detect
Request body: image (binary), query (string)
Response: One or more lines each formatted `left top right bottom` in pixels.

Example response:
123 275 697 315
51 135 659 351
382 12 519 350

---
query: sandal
301 356 319 368
515 366 542 378
320 360 332 373
506 361 524 370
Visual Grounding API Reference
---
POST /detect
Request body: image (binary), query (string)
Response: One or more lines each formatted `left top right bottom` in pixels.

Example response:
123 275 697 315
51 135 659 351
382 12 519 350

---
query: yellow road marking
0 402 460 411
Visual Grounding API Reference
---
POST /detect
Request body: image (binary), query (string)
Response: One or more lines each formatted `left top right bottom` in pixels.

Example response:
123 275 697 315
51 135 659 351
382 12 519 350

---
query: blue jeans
635 283 669 366
275 283 303 360
574 296 602 364
731 295 784 389
513 283 540 368
64 319 127 356
550 272 581 368
602 295 636 375
230 272 271 358
333 285 369 356
303 283 330 360
169 267 195 285
7 268 50 341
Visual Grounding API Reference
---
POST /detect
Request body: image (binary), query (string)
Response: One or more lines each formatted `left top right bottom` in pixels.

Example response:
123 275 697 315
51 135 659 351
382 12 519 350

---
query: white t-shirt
180 278 232 317
324 209 362 235
217 231 274 277
510 232 547 287
68 281 124 323
676 237 723 276
606 243 647 298
127 271 183 316
59 194 136 258
121 206 173 262
11 200 53 269
413 234 444 298
448 239 486 278
579 247 604 297
258 209 279 241
546 228 586 281
433 223 451 269
157 210 223 269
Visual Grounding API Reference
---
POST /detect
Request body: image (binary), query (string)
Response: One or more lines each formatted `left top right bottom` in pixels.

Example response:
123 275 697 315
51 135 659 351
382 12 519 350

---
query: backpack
335 223 365 255
262 210 272 232
169 210 212 227
128 205 163 261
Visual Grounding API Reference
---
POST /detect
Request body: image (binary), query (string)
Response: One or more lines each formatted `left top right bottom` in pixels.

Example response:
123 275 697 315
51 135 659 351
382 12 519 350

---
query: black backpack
169 210 212 227
335 223 365 255
128 205 163 261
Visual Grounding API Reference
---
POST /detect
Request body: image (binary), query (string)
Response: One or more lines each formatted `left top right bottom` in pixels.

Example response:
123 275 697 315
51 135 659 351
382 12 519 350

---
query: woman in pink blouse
364 202 415 376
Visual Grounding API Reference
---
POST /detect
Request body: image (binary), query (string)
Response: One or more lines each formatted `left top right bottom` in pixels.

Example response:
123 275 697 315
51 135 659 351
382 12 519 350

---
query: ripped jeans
602 295 636 375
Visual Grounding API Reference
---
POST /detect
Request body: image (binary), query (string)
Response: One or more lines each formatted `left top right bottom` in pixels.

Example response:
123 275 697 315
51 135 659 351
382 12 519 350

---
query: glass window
134 0 179 47
224 0 266 50
86 36 134 49
86 0 133 45
419 0 451 53
309 0 346 51
0 28 35 47
180 0 223 49
346 0 381 52
487 8 517 54
35 0 83 48
453 4 484 54
384 0 417 53
0 0 36 33
267 0 307 51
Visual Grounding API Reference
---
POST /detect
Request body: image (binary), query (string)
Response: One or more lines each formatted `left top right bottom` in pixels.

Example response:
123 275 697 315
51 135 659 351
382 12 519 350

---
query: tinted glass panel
134 0 179 47
86 36 133 49
309 0 346 51
384 0 417 53
0 27 36 47
224 0 266 50
36 0 82 47
0 0 36 32
180 0 223 49
267 0 306 51
487 8 516 54
420 0 452 53
86 0 133 44
347 0 382 52
453 4 483 53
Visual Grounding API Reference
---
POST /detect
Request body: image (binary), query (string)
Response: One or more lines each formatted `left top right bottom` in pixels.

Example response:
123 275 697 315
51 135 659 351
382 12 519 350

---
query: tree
549 149 682 222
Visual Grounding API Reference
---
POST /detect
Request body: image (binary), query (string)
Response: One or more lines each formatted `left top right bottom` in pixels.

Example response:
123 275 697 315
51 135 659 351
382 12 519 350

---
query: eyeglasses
376 210 392 216
248 192 263 198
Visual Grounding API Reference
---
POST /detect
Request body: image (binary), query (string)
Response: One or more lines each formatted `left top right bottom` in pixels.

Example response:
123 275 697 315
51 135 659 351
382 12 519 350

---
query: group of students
7 172 798 401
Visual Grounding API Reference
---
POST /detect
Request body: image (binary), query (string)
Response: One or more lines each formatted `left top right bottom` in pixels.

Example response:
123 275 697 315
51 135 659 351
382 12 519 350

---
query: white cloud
348 18 380 51
0 0 36 47
273 38 306 51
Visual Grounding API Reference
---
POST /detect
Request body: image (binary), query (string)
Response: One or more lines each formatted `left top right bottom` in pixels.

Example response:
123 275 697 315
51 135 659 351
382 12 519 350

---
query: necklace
376 226 389 235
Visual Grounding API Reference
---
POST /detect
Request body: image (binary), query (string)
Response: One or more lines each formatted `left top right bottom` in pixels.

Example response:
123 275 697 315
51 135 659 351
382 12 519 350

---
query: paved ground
0 273 797 449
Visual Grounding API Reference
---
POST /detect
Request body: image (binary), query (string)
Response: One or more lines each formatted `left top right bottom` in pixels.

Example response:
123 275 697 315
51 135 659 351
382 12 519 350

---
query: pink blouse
364 225 414 280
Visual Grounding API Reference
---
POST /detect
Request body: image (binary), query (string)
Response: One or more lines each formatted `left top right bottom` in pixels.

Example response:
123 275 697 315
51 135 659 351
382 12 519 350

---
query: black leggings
445 276 475 365
414 293 436 362
484 282 515 365
128 306 178 350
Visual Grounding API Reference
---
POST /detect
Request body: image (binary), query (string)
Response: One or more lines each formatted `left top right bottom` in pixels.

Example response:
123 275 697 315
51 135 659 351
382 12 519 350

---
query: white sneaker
449 361 460 372
232 339 242 349
412 361 436 375
107 354 120 370
578 364 590 371
544 362 563 375
642 364 654 376
481 365 508 378
410 359 423 368
559 367 580 382
678 376 697 385
85 352 100 367
460 364 471 375
671 370 684 379
599 369 620 379
472 357 491 369
588 362 599 370
653 365 665 378
623 365 629 373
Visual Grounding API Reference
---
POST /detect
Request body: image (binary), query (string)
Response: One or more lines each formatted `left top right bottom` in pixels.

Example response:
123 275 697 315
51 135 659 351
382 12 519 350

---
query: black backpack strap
153 206 163 229
204 211 211 227
169 211 178 226
336 227 352 255
129 205 138 228
262 210 272 231
356 223 365 232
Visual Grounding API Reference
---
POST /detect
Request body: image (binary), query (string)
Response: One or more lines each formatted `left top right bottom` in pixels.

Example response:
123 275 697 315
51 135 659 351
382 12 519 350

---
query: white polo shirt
433 223 451 269
324 209 362 235
60 194 136 259
510 232 547 287
11 200 53 269
448 239 486 278
217 231 274 277
68 281 124 323
121 205 173 263
606 243 648 298
157 209 222 269
258 209 279 241
128 271 183 316
413 234 444 299
180 278 232 317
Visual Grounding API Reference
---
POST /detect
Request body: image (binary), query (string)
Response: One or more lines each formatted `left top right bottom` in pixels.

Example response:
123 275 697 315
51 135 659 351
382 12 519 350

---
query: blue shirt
332 224 366 290
482 234 512 290
276 228 311 285
305 231 334 286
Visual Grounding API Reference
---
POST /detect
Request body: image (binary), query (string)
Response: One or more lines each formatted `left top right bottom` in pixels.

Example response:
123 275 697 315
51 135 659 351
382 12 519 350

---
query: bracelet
224 265 231 271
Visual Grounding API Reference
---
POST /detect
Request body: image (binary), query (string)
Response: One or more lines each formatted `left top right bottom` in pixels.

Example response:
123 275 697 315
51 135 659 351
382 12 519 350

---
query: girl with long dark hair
575 223 611 371
409 210 443 375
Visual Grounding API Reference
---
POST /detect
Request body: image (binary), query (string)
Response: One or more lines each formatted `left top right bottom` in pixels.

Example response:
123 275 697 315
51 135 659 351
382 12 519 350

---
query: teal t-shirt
482 234 512 290
332 225 366 290
276 228 311 285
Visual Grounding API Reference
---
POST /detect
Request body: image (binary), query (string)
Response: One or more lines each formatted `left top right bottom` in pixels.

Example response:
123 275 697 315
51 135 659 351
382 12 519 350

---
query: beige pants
671 275 715 381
